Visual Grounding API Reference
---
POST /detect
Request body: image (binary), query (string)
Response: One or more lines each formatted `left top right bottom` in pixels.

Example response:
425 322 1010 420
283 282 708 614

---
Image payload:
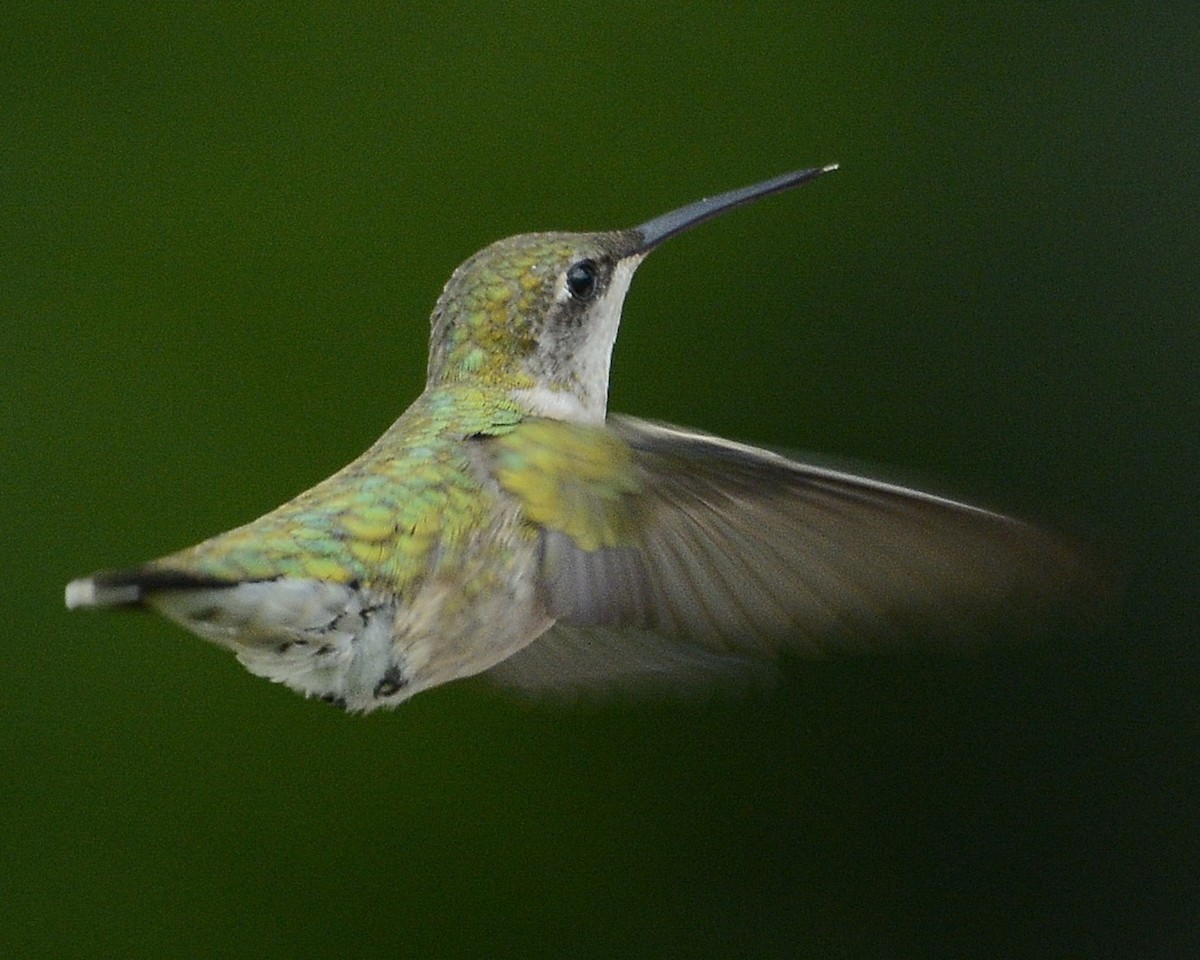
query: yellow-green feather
427 235 582 389
147 386 526 599
490 419 644 552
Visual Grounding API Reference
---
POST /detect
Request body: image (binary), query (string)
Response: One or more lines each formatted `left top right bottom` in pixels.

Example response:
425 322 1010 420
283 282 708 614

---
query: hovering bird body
67 166 1093 711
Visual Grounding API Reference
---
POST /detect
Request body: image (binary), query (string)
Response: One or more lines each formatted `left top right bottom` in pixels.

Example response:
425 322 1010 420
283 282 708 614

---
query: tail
65 568 234 610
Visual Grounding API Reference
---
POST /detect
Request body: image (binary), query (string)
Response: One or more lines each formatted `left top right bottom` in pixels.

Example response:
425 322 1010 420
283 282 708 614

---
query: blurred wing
487 416 1104 696
486 623 778 699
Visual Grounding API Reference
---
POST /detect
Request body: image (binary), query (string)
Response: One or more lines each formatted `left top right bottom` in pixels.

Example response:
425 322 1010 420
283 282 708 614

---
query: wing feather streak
489 415 1107 696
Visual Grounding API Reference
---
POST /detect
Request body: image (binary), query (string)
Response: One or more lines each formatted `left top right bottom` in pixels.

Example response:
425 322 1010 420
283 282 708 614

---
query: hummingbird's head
426 230 645 424
425 164 839 424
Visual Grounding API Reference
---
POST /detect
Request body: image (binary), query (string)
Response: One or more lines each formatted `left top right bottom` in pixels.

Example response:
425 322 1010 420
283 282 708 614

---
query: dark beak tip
633 163 840 253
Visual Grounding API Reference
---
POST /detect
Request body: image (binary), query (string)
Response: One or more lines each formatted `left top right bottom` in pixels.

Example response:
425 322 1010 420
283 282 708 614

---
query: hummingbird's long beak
632 164 839 254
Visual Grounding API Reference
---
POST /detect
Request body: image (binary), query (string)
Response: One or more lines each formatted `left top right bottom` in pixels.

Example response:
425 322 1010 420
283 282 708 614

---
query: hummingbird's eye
565 260 598 301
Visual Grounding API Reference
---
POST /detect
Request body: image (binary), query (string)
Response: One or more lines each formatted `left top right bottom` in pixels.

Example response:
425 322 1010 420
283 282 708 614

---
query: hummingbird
66 165 1098 711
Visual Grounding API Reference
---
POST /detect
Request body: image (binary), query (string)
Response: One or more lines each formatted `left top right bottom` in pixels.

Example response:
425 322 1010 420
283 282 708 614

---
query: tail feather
65 567 237 610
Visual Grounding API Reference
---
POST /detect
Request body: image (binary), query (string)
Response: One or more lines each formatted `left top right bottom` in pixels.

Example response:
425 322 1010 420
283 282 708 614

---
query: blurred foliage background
4 3 1198 957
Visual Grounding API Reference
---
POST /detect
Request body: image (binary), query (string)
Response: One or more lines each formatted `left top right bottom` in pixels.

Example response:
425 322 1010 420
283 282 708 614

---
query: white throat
512 256 642 425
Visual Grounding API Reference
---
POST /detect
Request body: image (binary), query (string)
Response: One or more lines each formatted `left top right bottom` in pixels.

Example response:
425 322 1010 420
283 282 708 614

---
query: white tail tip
65 578 96 609
65 577 140 609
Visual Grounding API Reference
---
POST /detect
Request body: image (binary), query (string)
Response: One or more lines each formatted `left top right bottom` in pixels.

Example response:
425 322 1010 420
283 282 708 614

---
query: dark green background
5 3 1197 957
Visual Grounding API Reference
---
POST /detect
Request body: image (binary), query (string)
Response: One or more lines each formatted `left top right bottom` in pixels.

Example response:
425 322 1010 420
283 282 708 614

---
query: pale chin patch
514 255 643 425
510 387 598 424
